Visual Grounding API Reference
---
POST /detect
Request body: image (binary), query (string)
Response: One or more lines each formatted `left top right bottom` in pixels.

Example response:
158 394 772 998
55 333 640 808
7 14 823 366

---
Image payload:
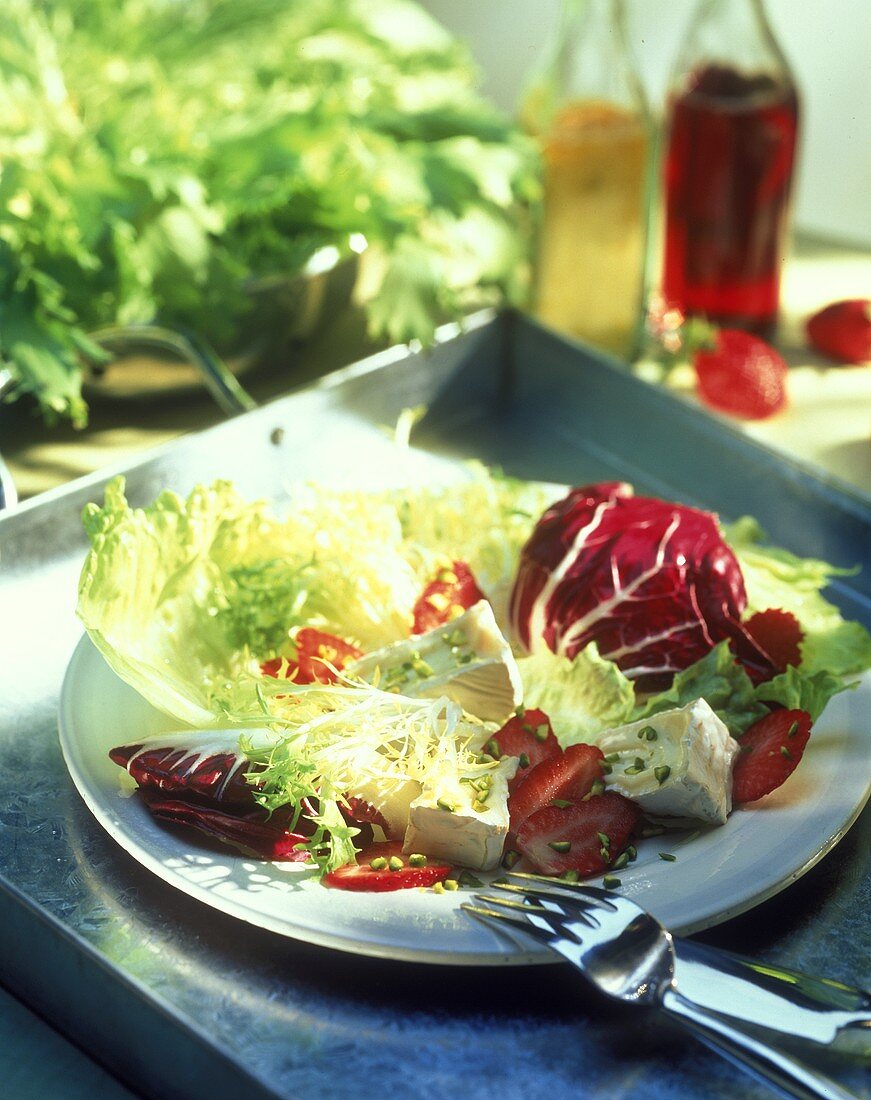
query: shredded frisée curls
236 674 496 872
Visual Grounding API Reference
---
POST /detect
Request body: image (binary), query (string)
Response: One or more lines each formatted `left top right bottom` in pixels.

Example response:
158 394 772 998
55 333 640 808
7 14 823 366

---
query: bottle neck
674 0 794 87
555 0 646 110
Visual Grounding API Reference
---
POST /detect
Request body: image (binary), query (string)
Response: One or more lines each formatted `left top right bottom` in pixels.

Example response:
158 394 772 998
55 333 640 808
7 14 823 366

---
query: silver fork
462 873 869 1100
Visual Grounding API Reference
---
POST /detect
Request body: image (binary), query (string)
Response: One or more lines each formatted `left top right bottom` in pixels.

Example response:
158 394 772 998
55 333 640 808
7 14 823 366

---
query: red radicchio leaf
109 742 260 806
140 793 312 861
509 482 776 690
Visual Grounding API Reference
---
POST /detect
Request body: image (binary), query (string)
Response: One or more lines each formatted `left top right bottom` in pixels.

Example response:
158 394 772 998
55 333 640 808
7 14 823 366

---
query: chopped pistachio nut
560 870 580 883
587 779 605 798
780 745 792 760
603 753 621 763
534 724 550 742
550 798 572 809
388 855 404 871
369 857 388 871
597 832 611 848
548 840 571 853
457 870 483 887
654 765 671 785
611 851 630 871
436 799 455 812
486 739 503 759
519 753 530 769
602 875 621 888
638 725 658 742
408 853 427 867
443 879 459 892
502 849 521 869
659 852 677 862
432 882 446 894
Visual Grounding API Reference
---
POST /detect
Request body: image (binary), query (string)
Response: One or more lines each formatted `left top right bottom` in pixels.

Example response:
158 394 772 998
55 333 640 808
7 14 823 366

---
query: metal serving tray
1 312 869 1100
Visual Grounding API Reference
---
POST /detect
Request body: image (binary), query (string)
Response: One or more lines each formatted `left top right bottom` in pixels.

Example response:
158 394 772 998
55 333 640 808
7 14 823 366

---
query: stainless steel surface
1 312 869 1100
465 877 867 1100
89 325 257 416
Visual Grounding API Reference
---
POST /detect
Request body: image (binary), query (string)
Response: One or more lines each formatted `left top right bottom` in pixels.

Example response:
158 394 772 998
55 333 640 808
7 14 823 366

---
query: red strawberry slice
743 609 803 673
516 791 640 877
732 708 812 804
412 560 486 634
508 743 606 832
806 299 871 364
324 842 452 892
491 708 561 792
261 628 363 685
694 329 788 420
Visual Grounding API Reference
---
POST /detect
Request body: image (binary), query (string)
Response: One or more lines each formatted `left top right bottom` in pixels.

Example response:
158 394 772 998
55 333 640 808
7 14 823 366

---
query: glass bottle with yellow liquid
523 0 652 359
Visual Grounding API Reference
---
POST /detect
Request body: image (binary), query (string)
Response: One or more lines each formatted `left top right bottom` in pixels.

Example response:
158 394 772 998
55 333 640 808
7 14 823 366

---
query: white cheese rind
596 699 739 825
347 600 522 722
403 757 517 871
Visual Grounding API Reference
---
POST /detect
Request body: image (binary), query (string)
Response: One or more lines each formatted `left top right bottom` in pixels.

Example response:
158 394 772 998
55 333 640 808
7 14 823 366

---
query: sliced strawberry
508 743 606 832
694 329 788 420
412 560 486 634
806 299 871 365
743 609 803 673
491 708 561 792
515 792 640 877
261 628 363 685
324 842 451 892
732 708 812 804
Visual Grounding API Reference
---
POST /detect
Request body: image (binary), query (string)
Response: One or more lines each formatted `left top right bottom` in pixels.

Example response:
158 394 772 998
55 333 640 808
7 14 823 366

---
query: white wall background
421 0 871 246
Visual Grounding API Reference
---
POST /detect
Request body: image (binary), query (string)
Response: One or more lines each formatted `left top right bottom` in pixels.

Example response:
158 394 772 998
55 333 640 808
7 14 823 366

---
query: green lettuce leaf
753 665 854 723
517 644 636 747
633 641 767 735
726 517 871 677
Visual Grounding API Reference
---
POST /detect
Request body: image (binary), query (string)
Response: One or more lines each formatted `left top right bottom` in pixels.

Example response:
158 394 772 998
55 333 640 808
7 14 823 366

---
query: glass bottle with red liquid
661 0 799 336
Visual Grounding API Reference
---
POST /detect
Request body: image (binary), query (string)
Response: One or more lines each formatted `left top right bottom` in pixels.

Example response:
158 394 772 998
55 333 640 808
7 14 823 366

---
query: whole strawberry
806 299 871 364
694 329 788 420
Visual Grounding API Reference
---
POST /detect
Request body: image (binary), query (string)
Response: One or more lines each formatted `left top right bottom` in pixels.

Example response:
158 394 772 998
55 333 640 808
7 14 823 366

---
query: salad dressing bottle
522 0 652 359
661 0 800 336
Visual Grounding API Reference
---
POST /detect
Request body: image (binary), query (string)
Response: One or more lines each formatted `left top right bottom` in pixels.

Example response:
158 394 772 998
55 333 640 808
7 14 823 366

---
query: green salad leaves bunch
0 0 537 424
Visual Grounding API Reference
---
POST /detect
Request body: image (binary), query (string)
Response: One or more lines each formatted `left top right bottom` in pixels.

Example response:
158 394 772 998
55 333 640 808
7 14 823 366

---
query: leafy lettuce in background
0 0 538 423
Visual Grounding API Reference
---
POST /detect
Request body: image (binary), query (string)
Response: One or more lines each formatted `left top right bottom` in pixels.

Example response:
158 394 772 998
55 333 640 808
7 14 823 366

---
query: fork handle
662 988 858 1100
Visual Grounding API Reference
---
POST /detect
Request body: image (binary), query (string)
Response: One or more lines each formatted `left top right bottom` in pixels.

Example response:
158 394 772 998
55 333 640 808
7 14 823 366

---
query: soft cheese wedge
403 756 518 871
595 699 740 825
347 600 522 723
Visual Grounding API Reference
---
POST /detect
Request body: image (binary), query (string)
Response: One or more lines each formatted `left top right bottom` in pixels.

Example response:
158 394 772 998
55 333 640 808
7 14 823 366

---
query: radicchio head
509 482 773 690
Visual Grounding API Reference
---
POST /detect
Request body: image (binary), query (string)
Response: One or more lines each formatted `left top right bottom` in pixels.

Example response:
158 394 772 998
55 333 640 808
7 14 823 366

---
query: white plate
59 634 871 966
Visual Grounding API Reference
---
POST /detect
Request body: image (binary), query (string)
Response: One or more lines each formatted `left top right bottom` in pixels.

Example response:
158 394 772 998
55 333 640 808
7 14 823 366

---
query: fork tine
474 892 549 913
487 882 602 928
460 901 561 950
505 871 620 911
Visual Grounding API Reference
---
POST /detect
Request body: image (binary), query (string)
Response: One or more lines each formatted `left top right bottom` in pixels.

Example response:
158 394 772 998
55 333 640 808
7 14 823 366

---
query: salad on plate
76 464 871 895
